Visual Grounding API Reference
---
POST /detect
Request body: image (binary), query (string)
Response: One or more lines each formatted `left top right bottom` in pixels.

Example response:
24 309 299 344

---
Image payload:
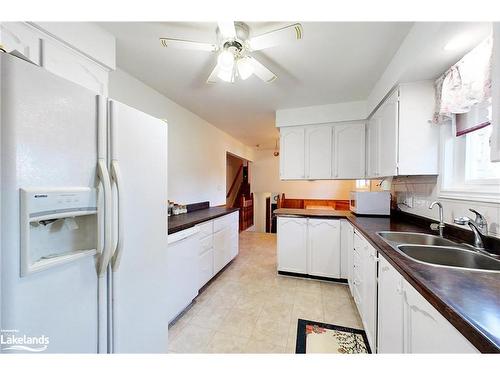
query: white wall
250 150 354 199
276 100 367 127
108 68 254 206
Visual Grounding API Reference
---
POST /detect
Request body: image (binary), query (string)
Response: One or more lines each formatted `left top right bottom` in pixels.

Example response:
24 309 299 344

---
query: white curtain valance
433 36 492 125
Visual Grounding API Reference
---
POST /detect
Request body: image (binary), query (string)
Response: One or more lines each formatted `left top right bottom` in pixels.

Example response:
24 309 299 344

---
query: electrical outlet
404 195 414 208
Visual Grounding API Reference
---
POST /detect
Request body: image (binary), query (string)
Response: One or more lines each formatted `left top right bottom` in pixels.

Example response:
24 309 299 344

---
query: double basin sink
377 232 500 272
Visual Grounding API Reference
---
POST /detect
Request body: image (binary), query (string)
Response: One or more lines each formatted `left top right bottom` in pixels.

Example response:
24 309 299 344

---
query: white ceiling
99 22 413 147
99 22 491 149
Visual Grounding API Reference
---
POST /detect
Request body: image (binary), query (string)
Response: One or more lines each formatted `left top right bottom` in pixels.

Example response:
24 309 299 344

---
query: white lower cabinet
213 226 231 274
277 217 308 274
277 217 341 278
377 256 404 353
401 280 478 353
198 248 214 289
308 219 340 278
340 220 354 282
353 231 378 352
346 232 479 354
197 212 239 290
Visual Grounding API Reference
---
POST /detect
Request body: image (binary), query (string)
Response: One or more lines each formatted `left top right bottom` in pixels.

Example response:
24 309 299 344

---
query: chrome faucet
429 201 445 237
467 221 485 250
468 209 488 235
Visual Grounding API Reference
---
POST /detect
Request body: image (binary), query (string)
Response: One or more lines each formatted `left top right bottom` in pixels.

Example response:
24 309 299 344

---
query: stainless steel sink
397 245 500 272
377 231 458 247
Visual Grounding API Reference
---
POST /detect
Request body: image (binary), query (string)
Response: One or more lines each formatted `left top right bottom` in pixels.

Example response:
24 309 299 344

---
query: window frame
438 119 500 204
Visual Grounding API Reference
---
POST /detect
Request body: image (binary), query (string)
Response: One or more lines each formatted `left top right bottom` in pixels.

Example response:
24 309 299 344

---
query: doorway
226 152 253 231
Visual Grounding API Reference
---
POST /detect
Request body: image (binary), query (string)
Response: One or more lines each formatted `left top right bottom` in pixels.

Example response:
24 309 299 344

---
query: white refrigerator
0 51 169 353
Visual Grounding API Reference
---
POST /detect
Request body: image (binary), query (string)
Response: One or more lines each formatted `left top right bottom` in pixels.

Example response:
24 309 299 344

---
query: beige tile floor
168 231 363 353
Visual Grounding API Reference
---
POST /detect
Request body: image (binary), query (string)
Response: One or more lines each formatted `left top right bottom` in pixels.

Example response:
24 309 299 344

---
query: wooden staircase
226 165 254 231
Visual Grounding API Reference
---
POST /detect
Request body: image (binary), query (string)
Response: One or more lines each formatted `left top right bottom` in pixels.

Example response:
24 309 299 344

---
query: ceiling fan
159 21 303 84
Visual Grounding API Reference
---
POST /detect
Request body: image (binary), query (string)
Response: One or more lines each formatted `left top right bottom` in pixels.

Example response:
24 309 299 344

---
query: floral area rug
296 319 371 354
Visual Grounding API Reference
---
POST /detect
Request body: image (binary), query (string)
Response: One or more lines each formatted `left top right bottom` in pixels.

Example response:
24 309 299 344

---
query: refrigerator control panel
22 187 97 220
20 187 98 277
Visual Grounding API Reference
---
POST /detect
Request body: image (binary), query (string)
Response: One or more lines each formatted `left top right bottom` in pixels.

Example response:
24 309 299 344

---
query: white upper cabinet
280 122 365 180
305 125 332 179
366 115 380 178
0 22 42 65
377 90 398 177
280 127 306 179
307 219 340 278
398 81 439 174
0 22 114 95
334 123 365 179
42 39 109 95
367 81 438 177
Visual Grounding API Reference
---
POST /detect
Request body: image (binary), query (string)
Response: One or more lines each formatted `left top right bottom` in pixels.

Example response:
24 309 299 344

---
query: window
355 179 370 190
465 124 500 182
439 101 500 203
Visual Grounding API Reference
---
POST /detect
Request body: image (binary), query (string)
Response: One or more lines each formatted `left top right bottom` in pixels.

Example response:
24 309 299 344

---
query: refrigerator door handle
110 160 124 271
97 158 113 277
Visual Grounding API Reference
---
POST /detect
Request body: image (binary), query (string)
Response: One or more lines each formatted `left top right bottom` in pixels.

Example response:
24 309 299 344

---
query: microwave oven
349 191 391 216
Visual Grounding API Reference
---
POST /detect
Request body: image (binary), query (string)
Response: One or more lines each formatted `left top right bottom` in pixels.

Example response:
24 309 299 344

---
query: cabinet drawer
199 235 213 254
197 220 213 238
214 213 234 233
198 248 214 289
354 231 367 250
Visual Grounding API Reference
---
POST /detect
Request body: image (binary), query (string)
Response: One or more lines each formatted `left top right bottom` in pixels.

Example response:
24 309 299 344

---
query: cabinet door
402 280 478 353
0 22 42 65
340 219 353 280
378 90 399 177
352 233 364 309
198 248 214 289
280 127 305 179
334 123 365 179
277 217 307 273
42 38 109 95
366 116 380 178
362 243 378 352
305 125 332 179
377 256 404 353
213 227 231 274
307 219 340 278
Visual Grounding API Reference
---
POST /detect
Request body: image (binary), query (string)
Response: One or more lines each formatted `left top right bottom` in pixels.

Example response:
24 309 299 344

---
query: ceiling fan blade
217 21 236 39
248 23 303 51
159 38 217 52
249 57 277 83
207 64 219 83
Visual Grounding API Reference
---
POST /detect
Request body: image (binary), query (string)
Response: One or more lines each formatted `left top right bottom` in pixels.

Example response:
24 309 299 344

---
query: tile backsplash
390 176 500 238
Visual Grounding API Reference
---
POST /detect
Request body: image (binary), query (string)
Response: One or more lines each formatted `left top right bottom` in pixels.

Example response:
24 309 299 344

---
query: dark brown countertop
168 207 239 235
348 215 500 353
274 208 500 353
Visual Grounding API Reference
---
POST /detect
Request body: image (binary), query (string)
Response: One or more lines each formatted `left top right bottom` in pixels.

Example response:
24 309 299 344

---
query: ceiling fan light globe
217 67 234 82
237 57 254 80
217 50 234 70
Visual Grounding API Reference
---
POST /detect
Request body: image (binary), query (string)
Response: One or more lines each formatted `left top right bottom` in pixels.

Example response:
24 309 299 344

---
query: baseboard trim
278 270 347 284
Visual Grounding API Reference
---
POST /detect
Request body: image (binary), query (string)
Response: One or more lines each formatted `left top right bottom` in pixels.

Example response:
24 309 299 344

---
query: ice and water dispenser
20 188 98 276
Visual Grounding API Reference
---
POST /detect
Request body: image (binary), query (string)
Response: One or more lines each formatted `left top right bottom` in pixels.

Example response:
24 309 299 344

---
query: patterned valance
433 36 492 125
